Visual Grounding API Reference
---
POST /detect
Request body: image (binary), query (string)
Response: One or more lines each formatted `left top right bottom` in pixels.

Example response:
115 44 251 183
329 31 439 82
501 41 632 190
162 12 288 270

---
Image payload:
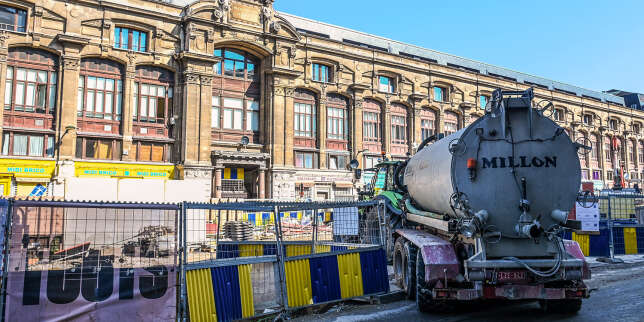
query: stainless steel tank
404 92 581 257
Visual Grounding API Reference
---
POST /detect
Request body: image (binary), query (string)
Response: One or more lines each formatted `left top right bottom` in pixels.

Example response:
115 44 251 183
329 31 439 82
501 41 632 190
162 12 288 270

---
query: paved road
294 263 644 322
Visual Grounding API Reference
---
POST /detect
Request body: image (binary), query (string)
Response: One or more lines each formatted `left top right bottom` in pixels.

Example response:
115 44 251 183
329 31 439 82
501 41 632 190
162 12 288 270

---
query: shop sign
75 162 175 179
0 159 55 178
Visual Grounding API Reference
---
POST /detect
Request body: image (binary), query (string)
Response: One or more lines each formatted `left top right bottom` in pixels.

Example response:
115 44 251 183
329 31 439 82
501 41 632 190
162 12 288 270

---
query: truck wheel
416 251 452 313
539 299 582 314
393 238 407 291
404 242 416 300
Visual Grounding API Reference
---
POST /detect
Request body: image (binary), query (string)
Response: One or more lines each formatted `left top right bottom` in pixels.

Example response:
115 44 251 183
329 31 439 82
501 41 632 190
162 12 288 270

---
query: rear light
467 158 477 169
467 158 477 181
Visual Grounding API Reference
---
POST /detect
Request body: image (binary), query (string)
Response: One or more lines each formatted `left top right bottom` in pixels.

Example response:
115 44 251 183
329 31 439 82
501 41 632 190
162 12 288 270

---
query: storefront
0 159 56 197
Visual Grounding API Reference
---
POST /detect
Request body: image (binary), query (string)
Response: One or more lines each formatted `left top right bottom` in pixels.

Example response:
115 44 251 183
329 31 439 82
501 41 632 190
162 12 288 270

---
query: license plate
497 271 528 282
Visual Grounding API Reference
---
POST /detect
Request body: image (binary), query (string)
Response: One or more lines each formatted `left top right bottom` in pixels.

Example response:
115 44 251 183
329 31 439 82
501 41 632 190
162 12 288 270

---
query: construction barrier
216 241 359 259
284 248 389 308
185 257 278 322
180 200 387 321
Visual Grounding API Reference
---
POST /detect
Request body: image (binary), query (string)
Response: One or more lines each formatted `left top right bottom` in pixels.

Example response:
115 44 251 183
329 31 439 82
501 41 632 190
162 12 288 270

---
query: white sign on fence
576 203 600 232
332 207 359 236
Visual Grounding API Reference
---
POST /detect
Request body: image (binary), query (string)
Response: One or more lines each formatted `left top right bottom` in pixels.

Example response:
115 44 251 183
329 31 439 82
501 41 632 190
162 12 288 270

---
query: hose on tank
404 197 449 221
501 234 564 278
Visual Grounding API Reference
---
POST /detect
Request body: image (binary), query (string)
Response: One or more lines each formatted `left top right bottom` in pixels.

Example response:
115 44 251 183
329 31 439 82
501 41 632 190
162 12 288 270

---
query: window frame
5 54 58 115
327 105 347 140
132 140 172 163
132 67 174 126
114 27 148 52
554 109 564 122
1 131 54 158
214 48 259 81
75 136 122 161
479 94 489 110
378 76 394 93
391 114 407 145
583 114 593 125
363 111 381 143
433 86 448 102
327 154 348 170
0 5 26 33
77 59 124 124
421 118 435 141
312 63 332 83
295 151 318 169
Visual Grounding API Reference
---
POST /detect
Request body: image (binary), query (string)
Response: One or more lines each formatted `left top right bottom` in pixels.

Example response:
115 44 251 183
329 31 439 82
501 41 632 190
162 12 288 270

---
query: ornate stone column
318 89 327 168
214 167 223 198
383 96 392 155
284 87 295 166
59 55 81 158
122 53 136 161
258 168 266 199
271 85 286 166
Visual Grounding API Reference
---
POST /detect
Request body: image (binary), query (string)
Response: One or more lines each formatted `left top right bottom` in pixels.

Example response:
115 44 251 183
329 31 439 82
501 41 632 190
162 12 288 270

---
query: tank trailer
361 88 590 313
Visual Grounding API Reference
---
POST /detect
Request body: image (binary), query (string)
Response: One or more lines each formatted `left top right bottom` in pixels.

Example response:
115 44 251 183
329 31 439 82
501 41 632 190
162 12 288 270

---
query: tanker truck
361 88 590 313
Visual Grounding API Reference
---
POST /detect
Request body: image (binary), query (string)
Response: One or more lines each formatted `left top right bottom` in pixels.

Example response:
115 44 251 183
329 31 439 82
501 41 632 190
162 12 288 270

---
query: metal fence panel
2 200 179 322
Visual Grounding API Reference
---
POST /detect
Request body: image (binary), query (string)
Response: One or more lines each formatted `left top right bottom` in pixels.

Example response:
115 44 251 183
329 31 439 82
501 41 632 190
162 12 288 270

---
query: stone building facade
0 0 638 201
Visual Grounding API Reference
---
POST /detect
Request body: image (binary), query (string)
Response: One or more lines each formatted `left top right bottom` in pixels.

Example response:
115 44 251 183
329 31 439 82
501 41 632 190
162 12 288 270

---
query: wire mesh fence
1 200 180 321
0 198 388 321
180 199 386 321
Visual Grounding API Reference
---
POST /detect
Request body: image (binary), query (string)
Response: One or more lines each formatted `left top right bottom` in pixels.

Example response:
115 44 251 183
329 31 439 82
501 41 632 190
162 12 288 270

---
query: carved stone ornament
200 75 213 84
274 86 285 95
127 51 137 66
355 99 363 109
219 0 231 11
183 168 213 179
81 19 103 28
284 87 295 97
262 7 272 19
270 21 282 34
184 73 201 84
34 7 44 17
207 30 215 43
126 71 136 79
213 9 224 20
63 57 80 70
0 30 8 49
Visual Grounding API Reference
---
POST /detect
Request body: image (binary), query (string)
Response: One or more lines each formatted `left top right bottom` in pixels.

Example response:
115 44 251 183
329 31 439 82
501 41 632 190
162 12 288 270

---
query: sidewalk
586 254 644 269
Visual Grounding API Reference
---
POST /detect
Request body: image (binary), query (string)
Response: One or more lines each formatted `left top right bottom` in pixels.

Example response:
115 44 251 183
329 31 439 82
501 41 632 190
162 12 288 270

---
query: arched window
214 48 258 81
390 103 407 146
444 111 458 135
1 48 58 158
420 109 436 141
5 47 58 116
131 66 174 162
76 58 124 160
212 47 260 144
77 58 123 125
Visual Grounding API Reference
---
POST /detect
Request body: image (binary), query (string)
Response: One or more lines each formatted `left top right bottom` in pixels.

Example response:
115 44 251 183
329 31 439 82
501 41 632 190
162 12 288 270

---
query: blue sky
274 0 644 94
